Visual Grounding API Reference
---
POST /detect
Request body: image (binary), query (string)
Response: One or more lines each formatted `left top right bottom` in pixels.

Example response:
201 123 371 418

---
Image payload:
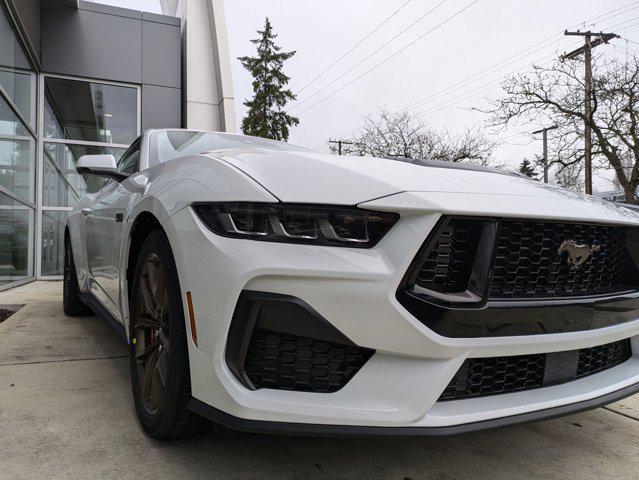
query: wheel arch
126 211 166 298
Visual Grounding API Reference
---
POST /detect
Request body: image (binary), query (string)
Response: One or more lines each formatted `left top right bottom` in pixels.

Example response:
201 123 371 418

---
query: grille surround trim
400 216 639 308
226 290 375 393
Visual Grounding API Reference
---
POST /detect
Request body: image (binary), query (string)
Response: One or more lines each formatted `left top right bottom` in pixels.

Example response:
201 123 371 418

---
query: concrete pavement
1 282 638 480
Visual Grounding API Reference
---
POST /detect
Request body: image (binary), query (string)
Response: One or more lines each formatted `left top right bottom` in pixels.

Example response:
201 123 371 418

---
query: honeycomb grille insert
440 354 546 400
244 329 374 393
490 221 632 299
414 219 482 294
577 340 632 378
440 339 632 401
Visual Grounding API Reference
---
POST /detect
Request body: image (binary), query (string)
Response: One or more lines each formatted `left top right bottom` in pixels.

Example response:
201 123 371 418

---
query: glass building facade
0 4 140 288
0 7 35 289
40 76 139 276
0 0 182 290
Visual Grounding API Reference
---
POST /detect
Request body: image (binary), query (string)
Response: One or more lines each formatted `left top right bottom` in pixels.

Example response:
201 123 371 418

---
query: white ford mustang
65 128 639 439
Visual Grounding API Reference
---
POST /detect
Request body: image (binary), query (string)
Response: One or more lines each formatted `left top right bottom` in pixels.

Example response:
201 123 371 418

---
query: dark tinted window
44 77 137 144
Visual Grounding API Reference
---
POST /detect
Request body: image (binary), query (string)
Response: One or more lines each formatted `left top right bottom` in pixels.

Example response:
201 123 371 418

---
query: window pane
11 202 32 281
0 192 33 285
41 210 68 276
0 9 36 128
0 96 35 203
117 138 141 174
0 193 10 286
44 77 137 144
43 143 125 207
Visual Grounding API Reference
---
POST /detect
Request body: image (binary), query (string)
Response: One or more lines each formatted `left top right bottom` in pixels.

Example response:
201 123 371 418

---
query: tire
63 233 91 316
129 229 206 439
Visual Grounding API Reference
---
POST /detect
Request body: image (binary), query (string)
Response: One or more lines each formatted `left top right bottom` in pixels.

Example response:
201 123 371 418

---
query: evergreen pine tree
519 159 539 180
238 18 299 141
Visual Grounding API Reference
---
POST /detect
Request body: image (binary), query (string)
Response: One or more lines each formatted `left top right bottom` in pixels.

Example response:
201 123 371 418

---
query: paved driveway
1 282 638 480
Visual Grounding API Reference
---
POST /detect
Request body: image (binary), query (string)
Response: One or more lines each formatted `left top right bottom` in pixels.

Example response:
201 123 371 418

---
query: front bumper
163 200 639 432
188 380 639 436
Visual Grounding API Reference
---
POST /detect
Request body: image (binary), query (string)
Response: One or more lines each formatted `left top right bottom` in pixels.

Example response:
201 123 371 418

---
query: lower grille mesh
577 340 632 378
440 339 632 401
244 329 374 393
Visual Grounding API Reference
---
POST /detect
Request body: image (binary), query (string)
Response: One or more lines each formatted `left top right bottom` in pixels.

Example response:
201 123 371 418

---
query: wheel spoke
149 366 164 411
142 348 158 403
154 266 168 316
158 329 169 352
156 349 169 386
135 338 160 363
140 273 157 316
134 252 171 414
135 313 161 330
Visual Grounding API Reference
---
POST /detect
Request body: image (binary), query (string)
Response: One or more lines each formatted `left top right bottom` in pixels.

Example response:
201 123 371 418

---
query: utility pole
532 125 558 184
562 30 619 195
328 140 353 156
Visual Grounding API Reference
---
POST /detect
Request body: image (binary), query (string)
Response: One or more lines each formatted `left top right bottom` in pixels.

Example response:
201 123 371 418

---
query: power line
403 38 563 114
496 131 533 142
295 0 481 116
328 13 639 142
575 1 639 28
295 0 417 95
289 0 451 112
395 15 639 120
400 2 639 115
413 51 564 118
318 3 639 147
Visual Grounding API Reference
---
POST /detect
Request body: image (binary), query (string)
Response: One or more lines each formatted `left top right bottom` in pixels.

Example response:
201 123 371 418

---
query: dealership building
0 0 235 290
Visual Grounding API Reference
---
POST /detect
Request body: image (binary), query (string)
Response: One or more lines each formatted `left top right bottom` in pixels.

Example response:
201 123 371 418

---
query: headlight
193 203 399 248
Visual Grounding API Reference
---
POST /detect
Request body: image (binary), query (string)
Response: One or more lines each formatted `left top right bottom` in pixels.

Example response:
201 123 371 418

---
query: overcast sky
92 0 639 193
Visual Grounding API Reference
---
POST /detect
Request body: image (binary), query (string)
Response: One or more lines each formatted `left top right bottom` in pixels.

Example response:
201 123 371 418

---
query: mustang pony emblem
557 240 601 270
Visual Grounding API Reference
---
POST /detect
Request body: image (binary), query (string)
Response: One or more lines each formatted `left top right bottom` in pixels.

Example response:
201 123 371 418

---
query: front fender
116 154 278 336
67 195 95 291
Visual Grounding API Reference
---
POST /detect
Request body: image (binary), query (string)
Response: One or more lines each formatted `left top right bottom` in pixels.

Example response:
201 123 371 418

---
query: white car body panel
67 129 639 433
210 148 634 209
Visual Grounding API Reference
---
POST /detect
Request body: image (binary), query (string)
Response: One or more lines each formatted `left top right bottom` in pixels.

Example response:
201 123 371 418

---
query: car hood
207 148 624 208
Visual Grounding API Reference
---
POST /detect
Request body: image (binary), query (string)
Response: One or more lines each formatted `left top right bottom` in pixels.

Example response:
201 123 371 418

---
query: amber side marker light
186 291 198 346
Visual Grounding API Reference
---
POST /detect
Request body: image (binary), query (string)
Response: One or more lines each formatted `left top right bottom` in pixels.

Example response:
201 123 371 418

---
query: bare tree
484 53 639 203
556 161 585 192
331 110 495 165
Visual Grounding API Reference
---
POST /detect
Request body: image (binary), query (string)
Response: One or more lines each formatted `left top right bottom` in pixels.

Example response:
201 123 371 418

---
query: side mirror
76 154 129 182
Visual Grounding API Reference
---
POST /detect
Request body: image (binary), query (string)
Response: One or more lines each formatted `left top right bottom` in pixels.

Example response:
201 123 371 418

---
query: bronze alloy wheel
133 252 170 415
129 230 205 439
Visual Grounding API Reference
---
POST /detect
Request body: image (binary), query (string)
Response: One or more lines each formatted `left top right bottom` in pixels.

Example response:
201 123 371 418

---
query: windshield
149 130 312 166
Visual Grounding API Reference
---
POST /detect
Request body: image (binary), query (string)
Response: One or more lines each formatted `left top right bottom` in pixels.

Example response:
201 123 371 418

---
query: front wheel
129 230 205 439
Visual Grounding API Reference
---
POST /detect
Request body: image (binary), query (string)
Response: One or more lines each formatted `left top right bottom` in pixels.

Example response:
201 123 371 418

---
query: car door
84 138 141 319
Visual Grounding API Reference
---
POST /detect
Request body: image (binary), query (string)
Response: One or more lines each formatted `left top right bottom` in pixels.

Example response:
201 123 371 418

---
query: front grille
440 339 632 401
491 221 632 299
244 329 374 393
413 218 483 293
